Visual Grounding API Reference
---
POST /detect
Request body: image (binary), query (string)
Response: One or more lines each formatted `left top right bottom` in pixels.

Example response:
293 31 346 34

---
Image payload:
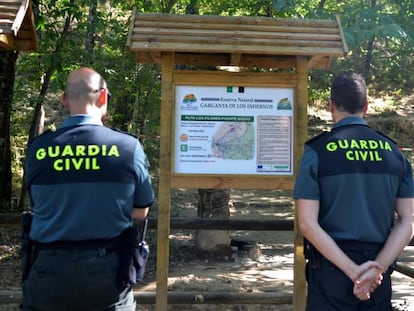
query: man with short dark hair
294 72 414 310
22 67 155 310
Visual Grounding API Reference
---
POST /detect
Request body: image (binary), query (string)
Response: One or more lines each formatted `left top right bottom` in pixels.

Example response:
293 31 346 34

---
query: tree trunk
363 0 377 83
19 0 74 210
363 37 375 84
317 0 326 18
85 0 98 64
0 51 18 211
195 189 231 258
162 0 177 13
185 0 199 14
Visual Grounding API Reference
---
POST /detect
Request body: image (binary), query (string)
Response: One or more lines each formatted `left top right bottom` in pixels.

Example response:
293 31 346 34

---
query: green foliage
334 1 414 92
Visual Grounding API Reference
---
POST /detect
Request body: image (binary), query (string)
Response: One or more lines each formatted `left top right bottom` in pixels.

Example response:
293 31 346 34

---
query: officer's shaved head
63 67 109 118
64 67 106 107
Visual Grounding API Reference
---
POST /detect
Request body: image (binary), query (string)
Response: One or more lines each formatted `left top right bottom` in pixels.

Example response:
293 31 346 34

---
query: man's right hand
353 263 384 300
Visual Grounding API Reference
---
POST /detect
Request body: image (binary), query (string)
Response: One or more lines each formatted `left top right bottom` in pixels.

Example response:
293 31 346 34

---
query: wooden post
155 52 174 311
293 56 309 311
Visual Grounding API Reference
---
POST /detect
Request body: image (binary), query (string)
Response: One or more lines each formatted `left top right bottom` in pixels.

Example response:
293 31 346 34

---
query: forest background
1 0 414 211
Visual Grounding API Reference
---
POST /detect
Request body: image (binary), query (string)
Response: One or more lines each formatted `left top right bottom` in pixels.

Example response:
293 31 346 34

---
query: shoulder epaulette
305 131 329 145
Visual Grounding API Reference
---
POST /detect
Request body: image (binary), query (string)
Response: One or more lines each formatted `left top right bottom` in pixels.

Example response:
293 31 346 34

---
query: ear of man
98 88 107 107
62 93 69 110
362 101 368 116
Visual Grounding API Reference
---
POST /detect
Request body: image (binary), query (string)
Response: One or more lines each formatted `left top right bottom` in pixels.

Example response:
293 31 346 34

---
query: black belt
335 239 384 251
36 237 120 250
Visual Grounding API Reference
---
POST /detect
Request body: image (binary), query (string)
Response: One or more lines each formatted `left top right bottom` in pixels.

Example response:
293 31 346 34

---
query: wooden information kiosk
126 12 347 311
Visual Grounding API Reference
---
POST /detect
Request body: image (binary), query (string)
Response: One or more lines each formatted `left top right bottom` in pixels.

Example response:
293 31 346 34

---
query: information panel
174 85 294 175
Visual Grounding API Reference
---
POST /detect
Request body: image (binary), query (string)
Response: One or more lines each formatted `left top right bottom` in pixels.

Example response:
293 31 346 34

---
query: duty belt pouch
136 219 149 282
118 219 150 287
21 211 34 281
303 238 320 269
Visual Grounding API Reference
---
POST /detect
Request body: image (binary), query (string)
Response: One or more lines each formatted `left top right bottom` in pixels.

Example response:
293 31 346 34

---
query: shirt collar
333 115 367 129
60 115 103 129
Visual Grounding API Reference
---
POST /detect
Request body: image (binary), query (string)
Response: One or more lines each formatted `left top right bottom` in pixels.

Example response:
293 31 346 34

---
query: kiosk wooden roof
127 12 348 69
0 0 37 51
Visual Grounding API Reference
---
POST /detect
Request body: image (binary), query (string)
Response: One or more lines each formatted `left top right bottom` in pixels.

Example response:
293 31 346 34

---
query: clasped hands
352 261 384 301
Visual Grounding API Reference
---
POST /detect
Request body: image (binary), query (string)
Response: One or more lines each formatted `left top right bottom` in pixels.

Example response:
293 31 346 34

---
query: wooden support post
156 52 174 311
293 56 309 311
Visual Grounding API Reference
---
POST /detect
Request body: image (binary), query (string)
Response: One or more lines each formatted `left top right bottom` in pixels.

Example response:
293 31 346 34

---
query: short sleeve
397 157 414 198
133 143 155 208
293 145 320 200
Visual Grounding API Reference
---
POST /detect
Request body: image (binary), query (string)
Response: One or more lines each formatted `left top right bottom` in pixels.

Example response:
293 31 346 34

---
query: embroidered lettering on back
325 139 392 162
35 144 120 171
